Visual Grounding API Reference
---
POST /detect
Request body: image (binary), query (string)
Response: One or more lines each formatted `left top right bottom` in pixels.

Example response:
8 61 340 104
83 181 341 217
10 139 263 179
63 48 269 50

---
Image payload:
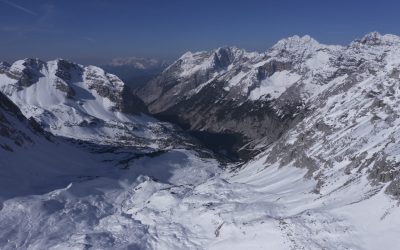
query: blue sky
0 0 399 64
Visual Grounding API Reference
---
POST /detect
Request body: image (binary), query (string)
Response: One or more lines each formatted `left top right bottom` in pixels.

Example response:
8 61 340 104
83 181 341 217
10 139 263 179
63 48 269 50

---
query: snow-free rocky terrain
1 32 400 249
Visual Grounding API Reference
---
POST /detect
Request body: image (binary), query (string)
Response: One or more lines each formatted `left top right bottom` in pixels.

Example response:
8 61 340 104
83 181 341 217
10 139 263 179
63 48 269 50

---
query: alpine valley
1 32 400 250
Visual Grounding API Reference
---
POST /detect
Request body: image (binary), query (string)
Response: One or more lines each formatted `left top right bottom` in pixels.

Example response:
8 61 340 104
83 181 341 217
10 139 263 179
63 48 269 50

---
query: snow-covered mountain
136 32 400 157
1 32 400 249
0 58 189 149
136 31 400 195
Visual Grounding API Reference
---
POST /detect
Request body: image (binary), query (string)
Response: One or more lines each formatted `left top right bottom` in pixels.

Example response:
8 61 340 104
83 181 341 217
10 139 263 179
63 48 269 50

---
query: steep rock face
0 92 36 150
83 64 148 114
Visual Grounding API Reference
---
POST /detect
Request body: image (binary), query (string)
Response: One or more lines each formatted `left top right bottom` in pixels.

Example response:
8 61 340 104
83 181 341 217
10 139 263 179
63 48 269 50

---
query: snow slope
0 90 228 249
1 145 399 249
0 91 112 199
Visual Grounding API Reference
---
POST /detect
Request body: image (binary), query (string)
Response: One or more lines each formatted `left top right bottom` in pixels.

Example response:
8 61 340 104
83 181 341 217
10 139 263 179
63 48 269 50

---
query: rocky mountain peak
353 32 400 46
266 34 337 64
51 59 82 83
270 34 321 53
83 65 148 114
360 31 383 44
214 46 243 58
213 46 238 68
213 46 259 69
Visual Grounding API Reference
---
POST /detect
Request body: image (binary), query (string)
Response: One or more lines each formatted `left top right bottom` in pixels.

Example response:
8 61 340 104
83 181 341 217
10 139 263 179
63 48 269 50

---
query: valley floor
0 148 398 250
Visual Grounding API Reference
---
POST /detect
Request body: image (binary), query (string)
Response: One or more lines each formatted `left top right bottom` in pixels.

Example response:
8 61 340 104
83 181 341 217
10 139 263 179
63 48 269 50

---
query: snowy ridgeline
0 32 400 249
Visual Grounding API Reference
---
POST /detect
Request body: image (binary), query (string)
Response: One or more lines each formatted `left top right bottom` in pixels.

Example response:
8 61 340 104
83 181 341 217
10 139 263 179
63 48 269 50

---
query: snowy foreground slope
1 33 400 249
1 140 399 249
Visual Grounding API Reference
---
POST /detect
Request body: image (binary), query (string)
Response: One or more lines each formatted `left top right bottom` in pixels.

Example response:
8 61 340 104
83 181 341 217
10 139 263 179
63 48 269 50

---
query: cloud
0 0 38 16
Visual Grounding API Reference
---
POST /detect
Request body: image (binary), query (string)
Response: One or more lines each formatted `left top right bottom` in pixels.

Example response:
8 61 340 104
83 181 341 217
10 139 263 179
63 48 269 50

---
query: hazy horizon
1 0 400 65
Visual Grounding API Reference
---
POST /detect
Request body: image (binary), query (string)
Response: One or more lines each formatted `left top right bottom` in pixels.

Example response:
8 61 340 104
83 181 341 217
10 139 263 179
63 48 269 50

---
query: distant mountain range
102 57 169 90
